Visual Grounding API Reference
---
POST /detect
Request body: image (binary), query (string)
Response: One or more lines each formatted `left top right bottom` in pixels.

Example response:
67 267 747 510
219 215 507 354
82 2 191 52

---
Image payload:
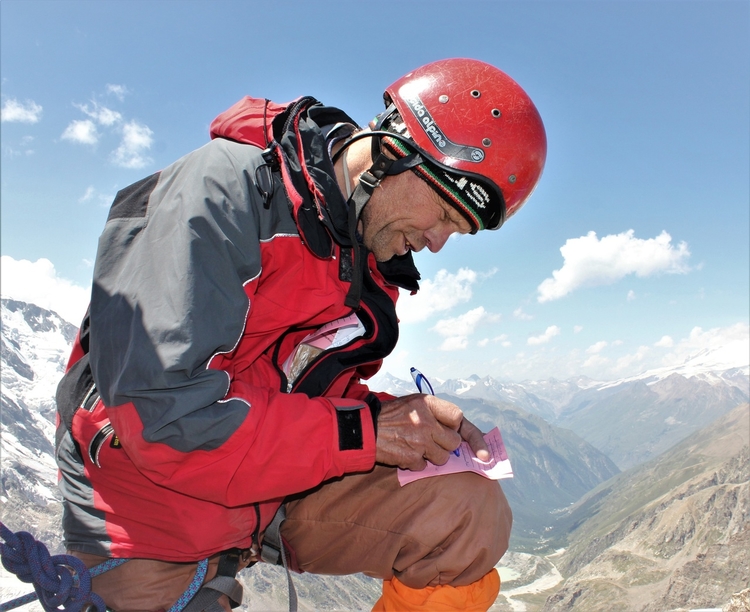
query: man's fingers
375 395 471 470
404 456 428 472
431 424 462 455
425 395 464 430
459 419 490 461
424 446 452 467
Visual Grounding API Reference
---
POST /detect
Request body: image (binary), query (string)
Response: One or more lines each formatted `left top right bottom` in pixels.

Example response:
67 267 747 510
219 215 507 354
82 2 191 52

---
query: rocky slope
1 299 74 553
450 396 620 551
541 403 749 611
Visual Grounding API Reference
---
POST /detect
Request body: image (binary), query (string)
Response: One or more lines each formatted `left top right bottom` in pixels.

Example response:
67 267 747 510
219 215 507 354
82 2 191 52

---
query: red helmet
382 58 547 230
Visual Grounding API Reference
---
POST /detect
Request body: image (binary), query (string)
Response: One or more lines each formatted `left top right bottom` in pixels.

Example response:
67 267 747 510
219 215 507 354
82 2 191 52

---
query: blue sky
2 0 748 382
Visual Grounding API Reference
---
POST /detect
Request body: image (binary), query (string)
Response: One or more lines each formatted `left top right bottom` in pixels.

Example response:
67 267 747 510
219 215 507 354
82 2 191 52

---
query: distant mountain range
369 359 749 471
1 297 748 611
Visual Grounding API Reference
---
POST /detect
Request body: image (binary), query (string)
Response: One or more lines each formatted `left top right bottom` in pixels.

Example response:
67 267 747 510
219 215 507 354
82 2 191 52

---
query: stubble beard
359 203 399 263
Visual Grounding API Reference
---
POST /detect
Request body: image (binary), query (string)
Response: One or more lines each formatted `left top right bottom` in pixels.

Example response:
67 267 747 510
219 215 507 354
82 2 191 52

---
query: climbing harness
0 522 242 612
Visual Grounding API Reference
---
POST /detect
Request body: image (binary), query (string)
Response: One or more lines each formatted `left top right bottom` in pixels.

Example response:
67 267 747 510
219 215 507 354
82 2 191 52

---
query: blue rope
0 521 108 612
89 558 128 578
167 558 208 612
1 521 211 612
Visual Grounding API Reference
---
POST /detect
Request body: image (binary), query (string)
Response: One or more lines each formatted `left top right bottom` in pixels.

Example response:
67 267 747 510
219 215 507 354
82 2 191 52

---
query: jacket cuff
328 398 376 473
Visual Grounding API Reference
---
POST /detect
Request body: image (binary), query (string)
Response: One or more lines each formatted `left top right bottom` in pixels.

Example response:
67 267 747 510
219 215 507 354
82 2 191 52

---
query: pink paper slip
397 427 513 486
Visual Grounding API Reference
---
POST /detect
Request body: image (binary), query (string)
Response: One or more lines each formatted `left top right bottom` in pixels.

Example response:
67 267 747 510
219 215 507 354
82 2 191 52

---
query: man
55 58 546 611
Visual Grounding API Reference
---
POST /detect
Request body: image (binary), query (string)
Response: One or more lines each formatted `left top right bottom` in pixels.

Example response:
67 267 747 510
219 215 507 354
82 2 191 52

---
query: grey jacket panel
57 429 111 555
90 138 298 452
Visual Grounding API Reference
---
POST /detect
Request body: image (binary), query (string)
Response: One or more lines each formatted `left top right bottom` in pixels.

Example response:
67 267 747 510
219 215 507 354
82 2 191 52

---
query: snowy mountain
369 352 749 471
1 299 75 522
1 299 75 612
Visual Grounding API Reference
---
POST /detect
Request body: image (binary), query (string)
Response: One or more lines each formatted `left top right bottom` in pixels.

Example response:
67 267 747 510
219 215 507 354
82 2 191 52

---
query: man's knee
468 475 512 558
399 473 512 587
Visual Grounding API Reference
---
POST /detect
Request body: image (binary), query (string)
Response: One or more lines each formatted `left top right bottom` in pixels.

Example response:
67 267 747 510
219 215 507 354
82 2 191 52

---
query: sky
1 0 748 383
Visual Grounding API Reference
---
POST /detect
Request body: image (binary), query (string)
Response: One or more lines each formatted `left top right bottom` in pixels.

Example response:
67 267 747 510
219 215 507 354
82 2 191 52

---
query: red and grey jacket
55 98 420 561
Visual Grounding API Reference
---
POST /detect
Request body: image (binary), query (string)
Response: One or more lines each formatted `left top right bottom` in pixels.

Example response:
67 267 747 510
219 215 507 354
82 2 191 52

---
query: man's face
360 170 473 262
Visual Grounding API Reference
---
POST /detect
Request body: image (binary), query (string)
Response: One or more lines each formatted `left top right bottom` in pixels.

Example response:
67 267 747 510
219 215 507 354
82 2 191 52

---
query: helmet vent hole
492 109 502 118
508 174 517 184
471 90 481 98
482 138 492 147
439 95 449 103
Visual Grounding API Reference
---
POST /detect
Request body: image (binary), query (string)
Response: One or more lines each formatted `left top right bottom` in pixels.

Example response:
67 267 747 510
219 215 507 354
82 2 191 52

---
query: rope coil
1 521 211 612
0 521 105 612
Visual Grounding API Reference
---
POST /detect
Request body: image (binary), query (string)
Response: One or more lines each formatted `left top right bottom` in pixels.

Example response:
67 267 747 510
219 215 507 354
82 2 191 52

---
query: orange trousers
373 571 501 611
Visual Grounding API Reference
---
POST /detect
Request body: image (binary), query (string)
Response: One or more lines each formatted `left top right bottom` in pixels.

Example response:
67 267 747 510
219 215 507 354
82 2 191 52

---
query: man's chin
366 244 398 263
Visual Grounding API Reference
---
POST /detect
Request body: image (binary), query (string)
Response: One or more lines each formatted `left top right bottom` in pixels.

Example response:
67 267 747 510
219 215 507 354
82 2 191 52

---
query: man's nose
425 226 453 253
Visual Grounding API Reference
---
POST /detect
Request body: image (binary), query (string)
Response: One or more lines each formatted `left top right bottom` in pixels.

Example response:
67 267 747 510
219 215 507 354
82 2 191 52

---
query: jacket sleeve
89 138 376 506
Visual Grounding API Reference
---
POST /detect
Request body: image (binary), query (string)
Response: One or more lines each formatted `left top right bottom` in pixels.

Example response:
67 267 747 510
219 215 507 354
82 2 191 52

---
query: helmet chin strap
335 118 423 308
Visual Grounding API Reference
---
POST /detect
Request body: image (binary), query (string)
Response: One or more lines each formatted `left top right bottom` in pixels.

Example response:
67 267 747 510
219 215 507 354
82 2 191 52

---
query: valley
1 298 748 611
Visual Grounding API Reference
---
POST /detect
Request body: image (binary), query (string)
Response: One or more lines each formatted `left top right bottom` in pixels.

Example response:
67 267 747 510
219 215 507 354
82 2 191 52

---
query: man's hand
375 394 490 471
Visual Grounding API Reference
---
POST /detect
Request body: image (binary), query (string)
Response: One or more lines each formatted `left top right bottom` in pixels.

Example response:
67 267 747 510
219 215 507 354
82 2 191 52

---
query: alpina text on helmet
400 90 485 164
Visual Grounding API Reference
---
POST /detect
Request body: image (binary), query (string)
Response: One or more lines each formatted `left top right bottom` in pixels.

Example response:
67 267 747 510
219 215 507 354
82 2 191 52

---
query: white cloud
440 336 469 351
615 345 650 371
513 307 533 320
574 325 584 333
627 290 636 301
537 230 691 302
654 335 674 348
62 119 99 145
78 185 115 207
527 325 561 346
432 306 500 351
583 353 610 368
3 135 36 157
76 101 122 126
106 84 129 101
660 324 749 370
586 341 608 354
397 268 478 323
111 120 154 168
478 338 489 347
0 256 89 325
1 98 43 123
496 334 511 347
79 186 96 203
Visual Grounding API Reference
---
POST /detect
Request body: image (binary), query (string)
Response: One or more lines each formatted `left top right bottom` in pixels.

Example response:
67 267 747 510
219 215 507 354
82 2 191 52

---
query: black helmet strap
336 123 423 308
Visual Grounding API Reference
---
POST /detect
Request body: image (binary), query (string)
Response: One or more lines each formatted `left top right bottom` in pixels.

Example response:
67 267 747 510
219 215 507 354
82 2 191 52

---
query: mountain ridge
369 362 749 471
540 403 749 611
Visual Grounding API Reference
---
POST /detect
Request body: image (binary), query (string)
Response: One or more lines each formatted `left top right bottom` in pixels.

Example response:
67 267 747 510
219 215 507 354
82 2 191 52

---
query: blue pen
410 367 460 456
